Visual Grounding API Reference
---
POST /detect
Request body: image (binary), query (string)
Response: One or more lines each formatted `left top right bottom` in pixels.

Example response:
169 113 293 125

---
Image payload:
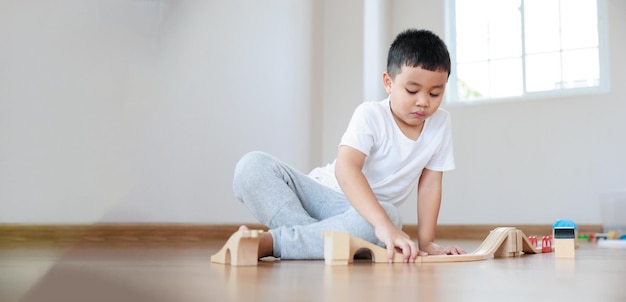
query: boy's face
383 65 448 132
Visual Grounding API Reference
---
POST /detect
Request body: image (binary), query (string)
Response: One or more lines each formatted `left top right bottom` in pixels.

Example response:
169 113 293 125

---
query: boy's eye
406 89 417 94
430 93 441 97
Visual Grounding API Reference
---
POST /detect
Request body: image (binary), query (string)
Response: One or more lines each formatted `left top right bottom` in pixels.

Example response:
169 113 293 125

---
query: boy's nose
415 95 429 107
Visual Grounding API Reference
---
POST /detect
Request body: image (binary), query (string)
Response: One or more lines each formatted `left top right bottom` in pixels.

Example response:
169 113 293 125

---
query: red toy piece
542 236 553 253
528 236 538 248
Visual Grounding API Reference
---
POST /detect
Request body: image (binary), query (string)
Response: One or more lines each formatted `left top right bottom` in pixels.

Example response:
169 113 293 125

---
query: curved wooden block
211 229 264 266
421 227 518 263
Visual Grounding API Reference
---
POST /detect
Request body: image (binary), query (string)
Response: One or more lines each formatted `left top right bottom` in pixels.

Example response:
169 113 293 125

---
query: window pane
488 0 522 59
447 0 605 103
456 0 490 62
562 48 600 88
490 58 523 97
457 62 489 100
526 52 562 92
524 0 560 54
561 0 598 49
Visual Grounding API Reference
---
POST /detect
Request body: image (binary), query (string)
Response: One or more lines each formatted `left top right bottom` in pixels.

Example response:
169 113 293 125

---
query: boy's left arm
417 168 466 255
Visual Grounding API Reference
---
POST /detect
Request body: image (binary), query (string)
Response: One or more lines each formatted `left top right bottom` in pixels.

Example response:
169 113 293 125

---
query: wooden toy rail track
210 227 545 266
323 227 544 265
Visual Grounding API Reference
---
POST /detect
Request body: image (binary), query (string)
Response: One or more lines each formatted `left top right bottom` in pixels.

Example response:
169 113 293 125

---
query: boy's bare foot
239 225 273 258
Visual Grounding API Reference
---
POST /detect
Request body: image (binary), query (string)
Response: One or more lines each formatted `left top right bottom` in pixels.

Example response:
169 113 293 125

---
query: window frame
444 0 610 105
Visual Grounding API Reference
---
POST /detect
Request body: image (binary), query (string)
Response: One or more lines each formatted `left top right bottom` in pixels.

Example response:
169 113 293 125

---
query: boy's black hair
386 29 451 79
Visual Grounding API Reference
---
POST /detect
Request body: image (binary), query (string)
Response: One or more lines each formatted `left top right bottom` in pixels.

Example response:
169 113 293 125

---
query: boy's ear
382 72 393 94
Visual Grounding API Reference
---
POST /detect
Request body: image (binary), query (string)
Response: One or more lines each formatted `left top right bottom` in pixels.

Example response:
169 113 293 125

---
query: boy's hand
420 242 466 255
375 224 426 262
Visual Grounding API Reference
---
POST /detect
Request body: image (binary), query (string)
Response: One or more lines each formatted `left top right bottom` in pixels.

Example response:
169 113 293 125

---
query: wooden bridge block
495 228 523 257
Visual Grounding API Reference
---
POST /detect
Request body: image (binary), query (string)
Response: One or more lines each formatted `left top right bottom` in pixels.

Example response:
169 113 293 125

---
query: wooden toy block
323 227 545 265
494 228 521 257
521 232 543 254
323 231 351 266
553 219 579 248
349 234 406 263
553 228 576 259
323 231 407 264
211 229 264 266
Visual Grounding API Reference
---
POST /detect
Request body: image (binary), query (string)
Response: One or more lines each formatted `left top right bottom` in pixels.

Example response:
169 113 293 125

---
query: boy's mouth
411 111 426 118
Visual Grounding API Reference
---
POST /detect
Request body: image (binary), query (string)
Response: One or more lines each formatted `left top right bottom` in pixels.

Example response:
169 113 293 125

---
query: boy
233 29 465 262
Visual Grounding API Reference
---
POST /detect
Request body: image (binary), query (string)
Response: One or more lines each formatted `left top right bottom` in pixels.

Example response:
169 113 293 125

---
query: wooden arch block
211 229 264 266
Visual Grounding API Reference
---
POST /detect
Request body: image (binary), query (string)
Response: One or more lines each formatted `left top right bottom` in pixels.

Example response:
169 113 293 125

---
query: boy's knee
235 151 270 170
234 151 271 177
233 151 267 194
233 151 272 198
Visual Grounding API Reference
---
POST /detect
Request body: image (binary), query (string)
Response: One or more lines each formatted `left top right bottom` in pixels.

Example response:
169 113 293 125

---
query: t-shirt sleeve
338 103 376 156
425 113 456 172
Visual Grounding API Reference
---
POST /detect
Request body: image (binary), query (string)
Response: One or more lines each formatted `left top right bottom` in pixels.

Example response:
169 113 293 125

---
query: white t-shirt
309 97 455 206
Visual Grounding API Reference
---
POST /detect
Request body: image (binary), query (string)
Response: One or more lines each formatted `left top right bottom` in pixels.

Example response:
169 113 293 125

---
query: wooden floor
1 239 625 302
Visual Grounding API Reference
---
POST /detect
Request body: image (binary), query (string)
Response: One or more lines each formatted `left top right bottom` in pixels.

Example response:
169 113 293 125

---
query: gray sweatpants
233 151 402 259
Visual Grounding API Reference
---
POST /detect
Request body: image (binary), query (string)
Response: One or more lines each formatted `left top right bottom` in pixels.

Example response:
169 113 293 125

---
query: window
445 0 609 104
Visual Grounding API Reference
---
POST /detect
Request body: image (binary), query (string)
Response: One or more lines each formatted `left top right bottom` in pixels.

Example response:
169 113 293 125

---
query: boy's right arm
335 145 422 262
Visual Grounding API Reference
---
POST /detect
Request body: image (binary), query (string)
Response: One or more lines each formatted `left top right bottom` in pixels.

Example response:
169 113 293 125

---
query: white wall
320 0 365 164
0 0 318 223
0 0 624 225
